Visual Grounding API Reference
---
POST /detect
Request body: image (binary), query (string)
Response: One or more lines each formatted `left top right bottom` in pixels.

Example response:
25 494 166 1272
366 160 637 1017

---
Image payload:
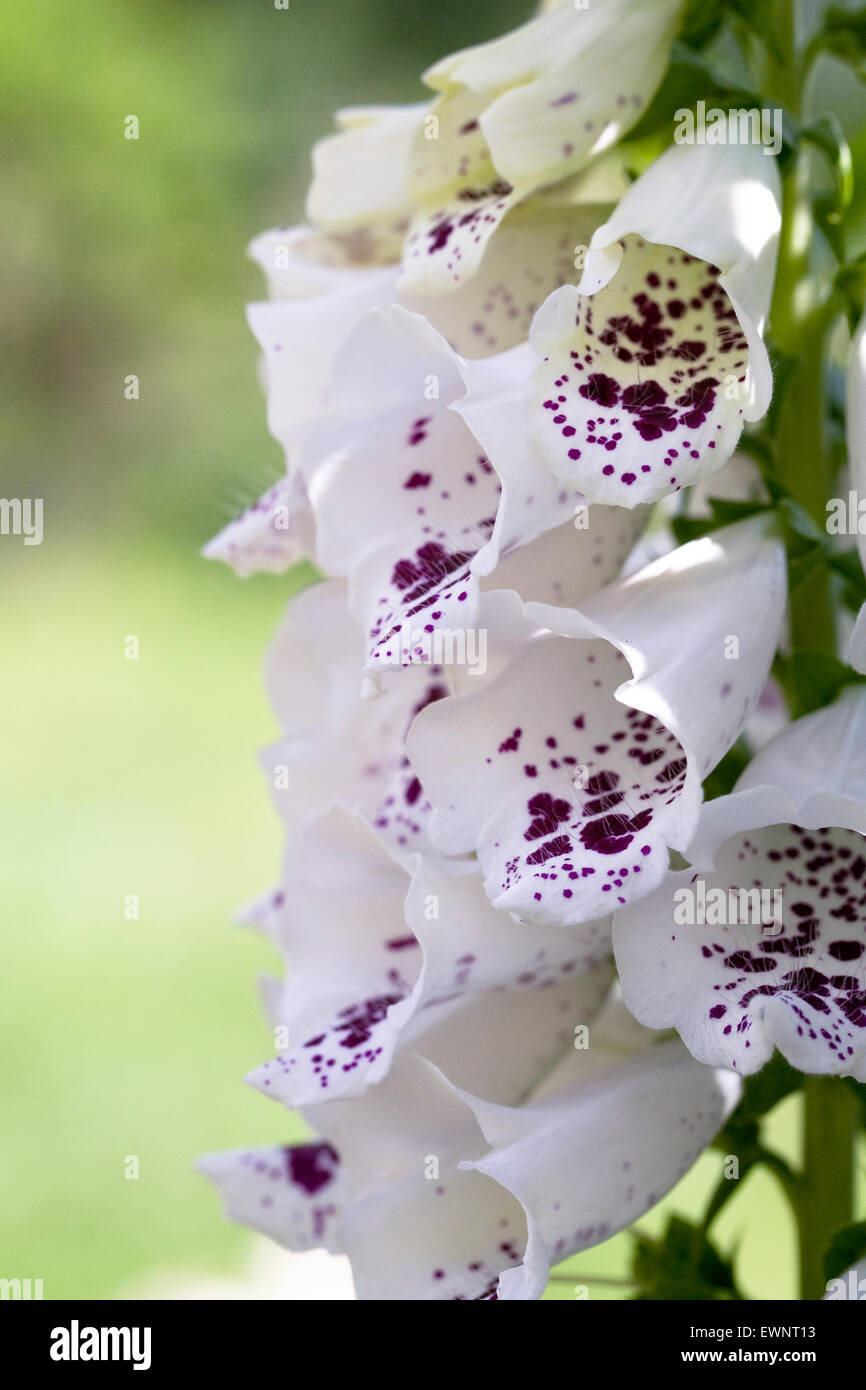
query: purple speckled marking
285 1142 340 1195
678 824 866 1068
536 240 748 501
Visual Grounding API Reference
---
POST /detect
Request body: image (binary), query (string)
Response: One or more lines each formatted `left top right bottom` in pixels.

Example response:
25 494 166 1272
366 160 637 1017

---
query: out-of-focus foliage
0 0 531 543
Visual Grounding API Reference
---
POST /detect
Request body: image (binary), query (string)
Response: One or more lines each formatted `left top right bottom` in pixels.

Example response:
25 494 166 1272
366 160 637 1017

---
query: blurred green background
1 0 861 1301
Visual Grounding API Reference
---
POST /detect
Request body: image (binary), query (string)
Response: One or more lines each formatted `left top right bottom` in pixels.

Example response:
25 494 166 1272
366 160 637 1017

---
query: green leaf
824 1221 866 1280
802 115 854 214
806 6 866 81
800 114 855 257
626 44 791 151
829 547 866 612
836 252 866 330
775 650 866 719
842 1076 866 1127
706 1059 804 1228
776 498 830 590
632 1216 741 1300
626 43 799 180
702 738 751 801
670 514 716 545
671 496 772 547
735 431 777 477
681 0 726 49
626 49 728 144
730 1052 803 1124
670 493 832 594
787 547 827 590
777 497 827 544
709 497 774 525
724 0 786 64
764 347 801 442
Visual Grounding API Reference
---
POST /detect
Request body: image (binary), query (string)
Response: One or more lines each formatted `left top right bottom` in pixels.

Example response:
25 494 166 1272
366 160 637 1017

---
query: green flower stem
773 198 851 1296
763 0 800 116
775 293 837 655
767 0 840 655
795 1078 859 1299
762 5 856 1295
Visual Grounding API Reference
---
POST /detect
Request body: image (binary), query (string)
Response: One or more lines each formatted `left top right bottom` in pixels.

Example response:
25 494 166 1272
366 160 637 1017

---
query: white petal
409 519 785 926
465 1039 739 1300
398 875 614 1101
300 309 501 674
401 195 610 356
733 683 866 832
455 340 646 575
529 992 660 1097
314 1056 529 1300
409 629 684 925
246 810 422 1105
399 146 622 300
206 1000 735 1299
236 884 285 940
401 0 665 299
487 512 644 612
676 449 769 517
305 104 427 255
532 517 788 790
247 274 398 457
309 999 735 1301
302 307 640 678
615 826 866 1078
531 143 781 506
247 803 612 1108
400 80 517 295
262 579 449 862
202 473 313 577
248 201 602 453
744 675 790 751
200 1059 520 1300
615 688 866 1077
577 143 781 420
249 226 398 298
422 0 682 192
197 1143 344 1253
310 975 635 1299
340 1164 522 1300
